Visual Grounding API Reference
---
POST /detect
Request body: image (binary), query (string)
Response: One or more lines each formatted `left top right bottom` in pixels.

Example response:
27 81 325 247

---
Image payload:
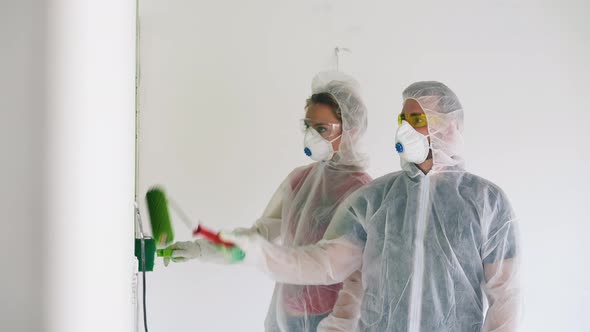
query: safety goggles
300 118 342 139
398 113 428 128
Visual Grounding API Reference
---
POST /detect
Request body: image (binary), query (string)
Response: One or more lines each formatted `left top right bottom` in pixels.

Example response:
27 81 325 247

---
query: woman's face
305 103 343 152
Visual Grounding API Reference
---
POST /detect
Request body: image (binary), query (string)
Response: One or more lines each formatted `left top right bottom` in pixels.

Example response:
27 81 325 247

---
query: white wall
0 1 45 331
1 1 136 331
44 1 137 331
138 0 590 331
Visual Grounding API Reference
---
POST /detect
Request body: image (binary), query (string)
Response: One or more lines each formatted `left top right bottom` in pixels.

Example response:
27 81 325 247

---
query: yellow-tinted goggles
398 113 428 128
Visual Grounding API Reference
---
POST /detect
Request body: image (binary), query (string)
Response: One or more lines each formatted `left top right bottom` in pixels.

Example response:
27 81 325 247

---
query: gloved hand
162 239 229 266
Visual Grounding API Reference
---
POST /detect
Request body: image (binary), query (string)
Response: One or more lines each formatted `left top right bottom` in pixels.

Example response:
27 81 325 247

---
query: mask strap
328 134 342 143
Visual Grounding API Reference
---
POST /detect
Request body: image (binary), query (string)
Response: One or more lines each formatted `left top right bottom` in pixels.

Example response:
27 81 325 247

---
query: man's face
400 98 434 162
401 99 429 136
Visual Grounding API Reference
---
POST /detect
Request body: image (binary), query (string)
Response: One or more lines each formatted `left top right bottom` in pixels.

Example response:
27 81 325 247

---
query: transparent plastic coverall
173 72 372 331
224 81 521 332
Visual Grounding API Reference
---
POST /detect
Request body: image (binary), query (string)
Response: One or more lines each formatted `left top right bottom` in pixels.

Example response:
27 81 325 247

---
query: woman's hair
305 92 342 121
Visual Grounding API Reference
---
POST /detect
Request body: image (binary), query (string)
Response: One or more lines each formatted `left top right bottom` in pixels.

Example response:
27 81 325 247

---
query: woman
168 71 371 331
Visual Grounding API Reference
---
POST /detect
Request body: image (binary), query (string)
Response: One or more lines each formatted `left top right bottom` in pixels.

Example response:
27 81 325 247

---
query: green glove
213 244 246 263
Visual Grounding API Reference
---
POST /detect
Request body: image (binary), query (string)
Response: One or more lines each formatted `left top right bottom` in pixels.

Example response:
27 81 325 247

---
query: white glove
162 239 228 266
231 227 259 238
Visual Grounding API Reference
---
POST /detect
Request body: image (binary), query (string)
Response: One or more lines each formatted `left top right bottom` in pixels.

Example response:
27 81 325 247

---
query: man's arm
483 257 520 332
317 270 364 332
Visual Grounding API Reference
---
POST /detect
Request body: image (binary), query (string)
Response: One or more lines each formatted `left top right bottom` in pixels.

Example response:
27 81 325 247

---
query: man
225 81 520 332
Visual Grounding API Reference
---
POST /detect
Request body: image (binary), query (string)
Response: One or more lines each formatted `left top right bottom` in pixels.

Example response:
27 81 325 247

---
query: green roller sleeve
145 187 174 247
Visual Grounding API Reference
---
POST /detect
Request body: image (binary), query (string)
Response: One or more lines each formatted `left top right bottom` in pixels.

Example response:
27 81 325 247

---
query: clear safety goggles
300 118 342 139
398 113 428 128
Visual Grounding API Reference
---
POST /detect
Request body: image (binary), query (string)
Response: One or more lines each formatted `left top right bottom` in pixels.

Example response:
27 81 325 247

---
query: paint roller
145 186 245 261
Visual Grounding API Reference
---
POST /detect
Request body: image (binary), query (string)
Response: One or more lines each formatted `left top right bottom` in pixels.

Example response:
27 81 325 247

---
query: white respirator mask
395 120 431 164
303 128 341 161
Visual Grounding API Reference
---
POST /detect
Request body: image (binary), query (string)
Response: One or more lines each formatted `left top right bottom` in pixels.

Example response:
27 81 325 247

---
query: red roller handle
193 225 235 247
